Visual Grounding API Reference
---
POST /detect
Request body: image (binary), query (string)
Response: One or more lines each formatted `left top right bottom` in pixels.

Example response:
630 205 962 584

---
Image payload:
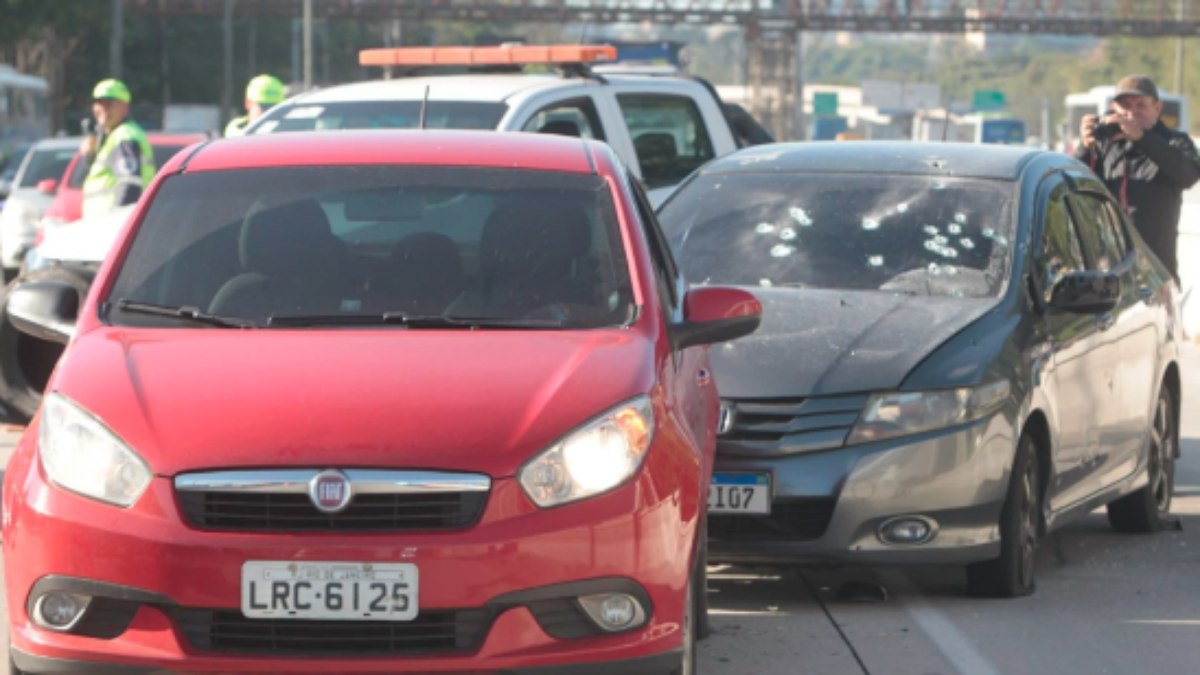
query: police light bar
359 44 618 68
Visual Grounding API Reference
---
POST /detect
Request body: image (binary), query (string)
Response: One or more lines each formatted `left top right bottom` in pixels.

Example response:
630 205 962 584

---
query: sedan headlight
39 393 152 507
847 380 1010 445
519 396 655 508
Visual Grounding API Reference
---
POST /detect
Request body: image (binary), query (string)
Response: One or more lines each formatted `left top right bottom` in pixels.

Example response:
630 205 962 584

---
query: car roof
147 132 208 145
700 141 1058 181
181 130 599 174
287 74 588 104
28 136 83 151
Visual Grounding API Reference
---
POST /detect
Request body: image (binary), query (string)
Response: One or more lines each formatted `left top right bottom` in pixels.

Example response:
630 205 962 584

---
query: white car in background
0 137 78 279
1179 184 1200 340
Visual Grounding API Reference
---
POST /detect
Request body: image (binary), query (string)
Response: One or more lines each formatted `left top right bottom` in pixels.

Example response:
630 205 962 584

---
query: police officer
225 74 286 137
81 79 155 219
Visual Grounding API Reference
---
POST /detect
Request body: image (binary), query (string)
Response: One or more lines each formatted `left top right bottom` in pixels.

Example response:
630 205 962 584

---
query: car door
1065 185 1157 489
1035 174 1109 512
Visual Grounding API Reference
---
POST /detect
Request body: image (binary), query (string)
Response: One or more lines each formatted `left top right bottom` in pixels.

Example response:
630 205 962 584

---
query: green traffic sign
813 92 838 117
973 89 1006 111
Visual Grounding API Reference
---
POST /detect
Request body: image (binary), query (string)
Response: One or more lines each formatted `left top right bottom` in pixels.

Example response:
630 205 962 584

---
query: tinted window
617 94 714 189
252 101 507 133
522 99 606 141
17 146 74 187
1067 193 1123 271
658 172 1013 298
106 167 634 329
1041 185 1085 303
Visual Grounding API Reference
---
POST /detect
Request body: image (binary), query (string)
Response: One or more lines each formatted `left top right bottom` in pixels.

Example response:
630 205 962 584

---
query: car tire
1107 387 1175 534
965 433 1040 598
0 266 93 423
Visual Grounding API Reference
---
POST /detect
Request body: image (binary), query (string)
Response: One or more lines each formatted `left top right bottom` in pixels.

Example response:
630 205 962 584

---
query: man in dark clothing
1074 74 1200 281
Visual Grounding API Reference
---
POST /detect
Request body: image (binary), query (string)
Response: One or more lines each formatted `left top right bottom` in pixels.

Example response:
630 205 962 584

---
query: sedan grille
709 498 837 542
177 491 488 532
174 608 491 655
719 394 869 457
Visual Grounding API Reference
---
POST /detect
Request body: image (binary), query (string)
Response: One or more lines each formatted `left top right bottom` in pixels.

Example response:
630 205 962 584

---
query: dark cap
1114 74 1158 100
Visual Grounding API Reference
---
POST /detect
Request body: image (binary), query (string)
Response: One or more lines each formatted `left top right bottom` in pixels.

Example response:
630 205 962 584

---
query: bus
911 110 1027 145
0 65 50 145
1063 85 1188 153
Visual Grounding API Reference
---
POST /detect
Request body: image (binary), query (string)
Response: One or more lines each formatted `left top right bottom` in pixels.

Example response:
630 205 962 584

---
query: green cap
246 74 286 105
92 78 131 103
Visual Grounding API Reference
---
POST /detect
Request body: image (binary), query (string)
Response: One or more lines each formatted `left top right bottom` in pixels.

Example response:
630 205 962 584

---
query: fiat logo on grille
309 470 353 513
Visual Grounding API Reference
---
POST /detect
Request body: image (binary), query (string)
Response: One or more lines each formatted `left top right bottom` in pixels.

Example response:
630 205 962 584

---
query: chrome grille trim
718 393 869 457
174 469 491 494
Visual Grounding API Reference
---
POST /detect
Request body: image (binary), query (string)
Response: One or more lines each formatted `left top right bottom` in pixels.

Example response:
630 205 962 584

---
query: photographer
1075 74 1200 281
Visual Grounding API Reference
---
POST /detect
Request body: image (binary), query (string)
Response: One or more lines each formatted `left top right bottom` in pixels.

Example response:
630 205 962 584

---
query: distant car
657 141 1183 598
246 43 757 205
38 132 207 230
0 138 77 278
1177 183 1200 338
2 130 761 673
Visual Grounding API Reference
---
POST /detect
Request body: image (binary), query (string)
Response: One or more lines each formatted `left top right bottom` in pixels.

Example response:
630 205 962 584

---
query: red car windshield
105 166 635 329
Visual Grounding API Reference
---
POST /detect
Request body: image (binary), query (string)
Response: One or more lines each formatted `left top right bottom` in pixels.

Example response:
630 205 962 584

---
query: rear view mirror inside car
344 188 426 221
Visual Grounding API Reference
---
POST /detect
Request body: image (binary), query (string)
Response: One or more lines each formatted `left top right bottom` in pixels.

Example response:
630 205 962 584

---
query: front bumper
709 412 1017 565
3 436 694 673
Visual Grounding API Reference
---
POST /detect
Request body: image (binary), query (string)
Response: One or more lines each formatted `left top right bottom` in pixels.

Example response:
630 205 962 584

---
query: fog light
878 516 936 544
34 592 91 631
578 593 647 632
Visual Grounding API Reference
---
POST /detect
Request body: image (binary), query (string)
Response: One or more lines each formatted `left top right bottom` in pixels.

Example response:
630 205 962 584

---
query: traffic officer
81 79 155 219
225 74 286 137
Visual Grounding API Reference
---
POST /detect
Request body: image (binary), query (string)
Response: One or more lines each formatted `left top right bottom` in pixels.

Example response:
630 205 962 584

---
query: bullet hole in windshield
790 207 814 226
862 217 881 231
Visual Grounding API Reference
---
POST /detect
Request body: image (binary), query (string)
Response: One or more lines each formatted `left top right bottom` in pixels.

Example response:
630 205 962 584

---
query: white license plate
708 473 771 514
241 561 418 621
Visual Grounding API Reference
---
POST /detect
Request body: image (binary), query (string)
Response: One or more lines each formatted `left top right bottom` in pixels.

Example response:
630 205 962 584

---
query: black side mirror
671 286 763 351
1049 270 1120 314
7 279 79 344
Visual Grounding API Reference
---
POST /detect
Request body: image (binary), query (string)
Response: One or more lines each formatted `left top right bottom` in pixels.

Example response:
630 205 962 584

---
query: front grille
719 394 869 457
173 608 491 655
177 491 488 532
709 498 837 542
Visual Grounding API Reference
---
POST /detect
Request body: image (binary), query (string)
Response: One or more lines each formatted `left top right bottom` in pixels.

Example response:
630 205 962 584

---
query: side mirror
36 178 58 195
1049 270 1120 314
6 280 78 344
670 286 762 351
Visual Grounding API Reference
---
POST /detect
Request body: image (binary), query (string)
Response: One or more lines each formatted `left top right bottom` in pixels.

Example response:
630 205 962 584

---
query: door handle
1095 313 1116 331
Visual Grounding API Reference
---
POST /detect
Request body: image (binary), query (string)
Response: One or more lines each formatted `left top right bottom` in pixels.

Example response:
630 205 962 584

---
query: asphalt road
0 345 1197 673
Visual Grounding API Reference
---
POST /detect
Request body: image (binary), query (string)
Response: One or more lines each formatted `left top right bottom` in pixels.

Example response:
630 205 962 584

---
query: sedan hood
55 328 654 477
709 288 995 398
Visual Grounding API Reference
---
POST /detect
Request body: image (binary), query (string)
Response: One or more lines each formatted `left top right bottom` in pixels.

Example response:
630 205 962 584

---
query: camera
1093 119 1122 141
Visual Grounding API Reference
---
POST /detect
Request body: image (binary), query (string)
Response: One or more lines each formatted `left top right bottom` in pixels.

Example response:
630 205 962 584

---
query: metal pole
303 0 313 92
794 29 805 141
222 0 234 127
110 0 124 79
1175 0 1185 98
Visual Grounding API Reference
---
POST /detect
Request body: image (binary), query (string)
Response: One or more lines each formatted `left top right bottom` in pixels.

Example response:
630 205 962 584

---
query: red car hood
53 328 656 477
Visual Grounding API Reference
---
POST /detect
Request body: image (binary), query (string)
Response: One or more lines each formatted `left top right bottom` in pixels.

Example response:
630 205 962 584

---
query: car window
616 94 714 189
1097 199 1129 259
628 172 679 313
1040 183 1086 304
521 98 606 141
17 147 75 187
105 166 634 330
252 101 507 133
657 172 1014 298
1066 193 1124 271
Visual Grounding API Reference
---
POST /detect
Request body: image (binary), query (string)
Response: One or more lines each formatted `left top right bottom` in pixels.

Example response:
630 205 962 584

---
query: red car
2 130 760 673
39 132 208 228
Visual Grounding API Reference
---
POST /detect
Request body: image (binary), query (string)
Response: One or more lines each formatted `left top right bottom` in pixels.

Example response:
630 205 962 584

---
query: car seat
377 232 464 315
537 119 583 137
208 198 353 321
477 199 592 317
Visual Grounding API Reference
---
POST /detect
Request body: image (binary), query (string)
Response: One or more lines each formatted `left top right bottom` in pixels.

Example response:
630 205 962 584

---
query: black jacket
1074 120 1200 278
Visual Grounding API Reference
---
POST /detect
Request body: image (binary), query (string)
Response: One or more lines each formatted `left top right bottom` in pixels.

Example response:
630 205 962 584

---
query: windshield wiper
114 299 257 328
266 312 565 329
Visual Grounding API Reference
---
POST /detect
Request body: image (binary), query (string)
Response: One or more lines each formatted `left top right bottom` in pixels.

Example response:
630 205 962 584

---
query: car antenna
418 85 430 130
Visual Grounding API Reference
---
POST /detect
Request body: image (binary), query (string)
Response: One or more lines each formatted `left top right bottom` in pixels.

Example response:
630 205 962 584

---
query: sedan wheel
966 434 1040 598
1107 387 1176 533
